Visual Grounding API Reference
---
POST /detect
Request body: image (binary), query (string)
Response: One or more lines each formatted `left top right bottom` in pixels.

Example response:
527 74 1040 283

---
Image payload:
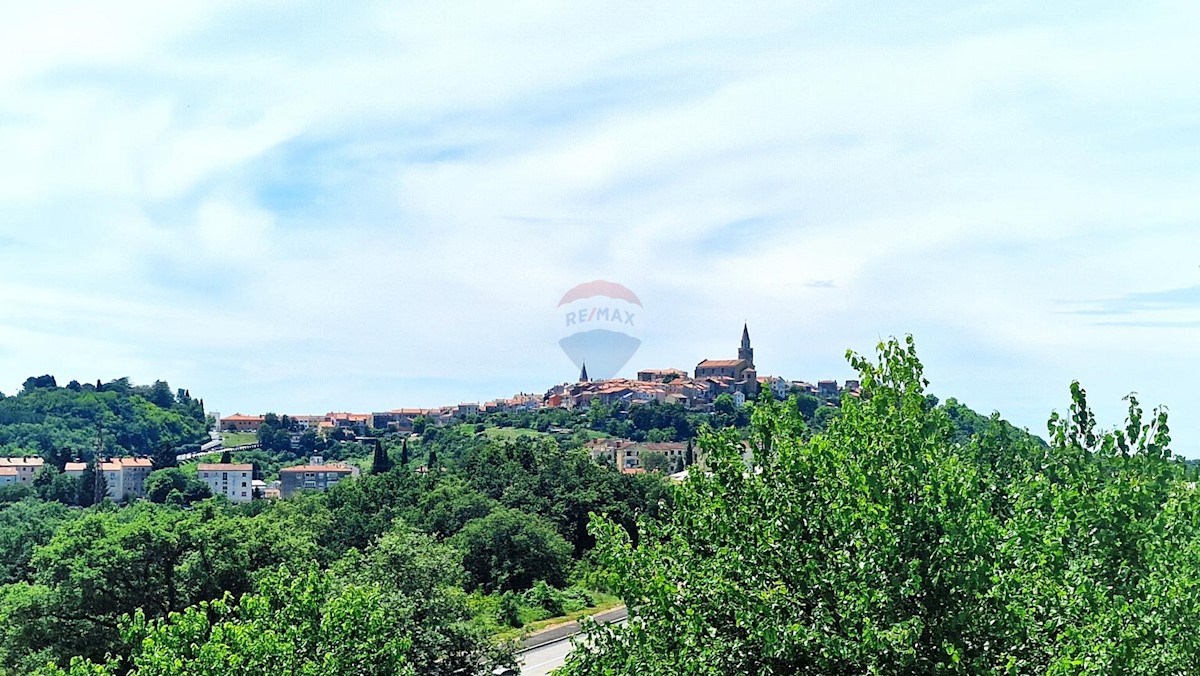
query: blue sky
2 2 1199 452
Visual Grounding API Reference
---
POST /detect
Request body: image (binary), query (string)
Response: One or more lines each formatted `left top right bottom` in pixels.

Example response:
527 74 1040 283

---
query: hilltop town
0 325 859 508
222 324 855 442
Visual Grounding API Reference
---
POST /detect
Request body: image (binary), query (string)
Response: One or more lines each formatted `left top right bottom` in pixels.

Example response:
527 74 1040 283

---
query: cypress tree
401 437 410 466
371 439 392 475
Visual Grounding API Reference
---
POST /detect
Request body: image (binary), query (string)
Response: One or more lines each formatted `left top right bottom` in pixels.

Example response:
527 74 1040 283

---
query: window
222 472 228 480
241 481 246 487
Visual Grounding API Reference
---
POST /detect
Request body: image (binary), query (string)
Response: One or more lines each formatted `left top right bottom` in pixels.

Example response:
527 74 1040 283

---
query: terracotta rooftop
198 463 253 472
280 464 355 473
696 359 746 368
0 467 18 476
222 414 264 422
636 442 687 451
0 457 45 466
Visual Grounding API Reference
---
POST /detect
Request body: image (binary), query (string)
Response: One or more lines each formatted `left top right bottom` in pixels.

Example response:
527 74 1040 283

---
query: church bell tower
738 323 754 368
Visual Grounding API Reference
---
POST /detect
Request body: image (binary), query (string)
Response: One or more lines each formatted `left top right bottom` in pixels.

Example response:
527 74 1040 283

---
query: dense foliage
0 377 207 459
565 337 1198 675
0 426 668 673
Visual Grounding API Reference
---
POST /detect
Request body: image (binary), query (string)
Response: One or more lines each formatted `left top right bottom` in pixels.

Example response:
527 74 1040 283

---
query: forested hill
0 376 208 459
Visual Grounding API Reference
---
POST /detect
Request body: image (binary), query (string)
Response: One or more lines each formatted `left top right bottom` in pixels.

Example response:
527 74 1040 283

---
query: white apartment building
197 463 254 502
64 457 154 502
0 457 44 483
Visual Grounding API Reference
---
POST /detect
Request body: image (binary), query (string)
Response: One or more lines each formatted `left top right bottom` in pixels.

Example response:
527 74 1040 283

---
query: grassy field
221 432 258 447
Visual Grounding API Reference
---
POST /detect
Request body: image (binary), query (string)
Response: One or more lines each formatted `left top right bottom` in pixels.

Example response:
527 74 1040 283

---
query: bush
496 591 522 628
523 581 563 617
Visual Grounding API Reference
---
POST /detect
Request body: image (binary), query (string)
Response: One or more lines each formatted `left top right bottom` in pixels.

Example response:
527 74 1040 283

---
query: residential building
197 463 254 502
290 415 325 431
790 381 817 395
63 457 153 501
758 375 790 400
221 414 265 432
585 438 689 471
107 458 153 500
637 368 687 382
279 458 358 498
0 468 18 485
0 457 44 483
371 409 428 433
817 380 839 397
326 412 370 434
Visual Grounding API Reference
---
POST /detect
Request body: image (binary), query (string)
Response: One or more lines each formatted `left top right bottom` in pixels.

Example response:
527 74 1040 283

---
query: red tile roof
696 359 746 368
0 457 45 466
280 464 354 474
198 463 253 471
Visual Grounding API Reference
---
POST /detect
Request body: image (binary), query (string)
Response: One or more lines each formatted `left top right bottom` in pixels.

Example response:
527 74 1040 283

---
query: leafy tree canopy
565 336 1198 676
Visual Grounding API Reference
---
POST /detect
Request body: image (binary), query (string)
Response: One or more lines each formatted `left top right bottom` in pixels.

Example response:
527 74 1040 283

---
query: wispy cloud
1 2 1199 451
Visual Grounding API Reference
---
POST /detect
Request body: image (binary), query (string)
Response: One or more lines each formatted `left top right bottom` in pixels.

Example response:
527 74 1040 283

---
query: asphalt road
518 638 577 676
516 606 627 675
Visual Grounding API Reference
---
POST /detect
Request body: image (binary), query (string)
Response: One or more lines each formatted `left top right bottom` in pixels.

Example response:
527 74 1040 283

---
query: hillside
0 376 208 459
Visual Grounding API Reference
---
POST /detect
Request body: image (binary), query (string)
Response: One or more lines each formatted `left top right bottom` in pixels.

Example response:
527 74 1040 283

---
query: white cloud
1 1 1199 450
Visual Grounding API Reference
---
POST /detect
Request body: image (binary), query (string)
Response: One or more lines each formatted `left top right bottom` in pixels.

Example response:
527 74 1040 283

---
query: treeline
564 338 1200 674
0 433 669 674
0 376 207 458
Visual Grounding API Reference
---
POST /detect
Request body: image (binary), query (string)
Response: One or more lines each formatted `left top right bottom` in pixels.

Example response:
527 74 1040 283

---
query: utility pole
94 424 105 505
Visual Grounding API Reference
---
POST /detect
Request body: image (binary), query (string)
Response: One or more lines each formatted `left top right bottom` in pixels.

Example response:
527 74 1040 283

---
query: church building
694 324 759 397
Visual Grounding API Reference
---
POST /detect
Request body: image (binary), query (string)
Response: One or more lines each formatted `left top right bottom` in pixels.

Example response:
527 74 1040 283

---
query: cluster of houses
221 325 860 443
584 438 692 474
0 452 361 505
220 395 544 438
546 325 859 411
196 455 360 503
0 456 153 501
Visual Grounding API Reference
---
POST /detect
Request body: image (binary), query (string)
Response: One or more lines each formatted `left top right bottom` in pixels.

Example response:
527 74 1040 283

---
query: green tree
149 442 177 470
36 568 419 676
496 591 522 628
370 439 391 475
412 480 497 540
143 468 211 505
2 502 318 669
453 508 571 592
75 460 106 507
563 336 1200 675
0 499 73 585
640 451 670 473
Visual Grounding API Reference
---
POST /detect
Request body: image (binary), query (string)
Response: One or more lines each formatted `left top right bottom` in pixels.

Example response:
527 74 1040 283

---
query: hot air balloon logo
557 280 643 380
